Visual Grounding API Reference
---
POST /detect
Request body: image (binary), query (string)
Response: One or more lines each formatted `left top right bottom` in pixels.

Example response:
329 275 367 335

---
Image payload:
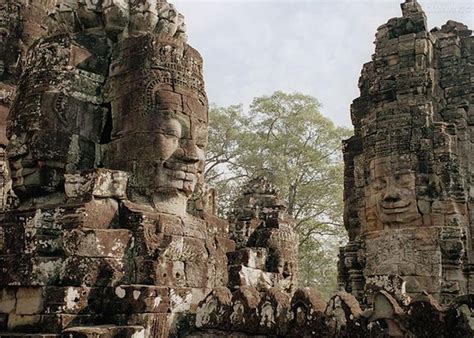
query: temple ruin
0 0 472 337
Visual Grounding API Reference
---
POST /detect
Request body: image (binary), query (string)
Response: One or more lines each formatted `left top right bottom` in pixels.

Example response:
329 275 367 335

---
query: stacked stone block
227 177 298 294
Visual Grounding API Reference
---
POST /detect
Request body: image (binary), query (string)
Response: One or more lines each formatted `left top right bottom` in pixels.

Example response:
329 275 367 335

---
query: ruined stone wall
339 0 473 305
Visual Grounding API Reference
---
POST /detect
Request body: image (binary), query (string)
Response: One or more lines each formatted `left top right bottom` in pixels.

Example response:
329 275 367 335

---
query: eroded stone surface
227 177 298 294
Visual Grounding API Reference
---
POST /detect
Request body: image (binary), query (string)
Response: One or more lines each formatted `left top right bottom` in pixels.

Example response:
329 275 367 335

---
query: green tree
205 104 249 216
206 91 351 298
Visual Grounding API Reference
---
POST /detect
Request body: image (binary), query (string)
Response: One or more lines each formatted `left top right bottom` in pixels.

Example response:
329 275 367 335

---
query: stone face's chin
10 167 37 187
9 152 66 195
9 157 39 191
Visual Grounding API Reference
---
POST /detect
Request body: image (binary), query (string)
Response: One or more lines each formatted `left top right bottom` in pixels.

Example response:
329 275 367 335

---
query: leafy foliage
206 91 351 298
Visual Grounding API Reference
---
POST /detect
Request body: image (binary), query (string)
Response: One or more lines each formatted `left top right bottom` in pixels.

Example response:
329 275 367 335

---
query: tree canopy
206 91 351 298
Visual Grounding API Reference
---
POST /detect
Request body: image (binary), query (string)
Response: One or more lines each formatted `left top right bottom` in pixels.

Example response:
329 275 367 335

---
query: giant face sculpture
152 110 207 196
366 156 421 229
105 36 208 209
129 85 207 198
7 94 101 197
6 36 107 200
106 85 207 203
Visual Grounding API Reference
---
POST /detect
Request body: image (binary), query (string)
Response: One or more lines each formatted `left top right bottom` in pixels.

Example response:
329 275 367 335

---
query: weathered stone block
0 288 16 314
66 199 120 229
7 314 41 331
227 248 268 270
64 169 128 200
59 256 134 287
43 286 103 315
228 265 277 292
62 229 132 258
16 287 43 315
105 285 170 314
62 325 146 338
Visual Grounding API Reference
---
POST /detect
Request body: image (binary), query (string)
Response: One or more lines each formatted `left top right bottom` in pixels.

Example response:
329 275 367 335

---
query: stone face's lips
168 170 195 182
163 161 200 185
163 161 198 174
380 202 411 214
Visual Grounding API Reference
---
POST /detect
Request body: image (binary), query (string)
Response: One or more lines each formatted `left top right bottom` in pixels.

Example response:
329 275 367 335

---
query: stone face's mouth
9 158 38 186
380 201 411 214
163 161 200 183
168 170 196 183
164 161 198 173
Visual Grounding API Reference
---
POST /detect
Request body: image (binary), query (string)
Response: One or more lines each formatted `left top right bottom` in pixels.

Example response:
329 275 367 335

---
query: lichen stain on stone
115 286 126 299
65 287 80 311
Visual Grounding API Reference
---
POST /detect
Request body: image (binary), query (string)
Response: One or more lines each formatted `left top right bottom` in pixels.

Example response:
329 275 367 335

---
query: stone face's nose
178 139 200 163
382 183 401 203
173 139 200 164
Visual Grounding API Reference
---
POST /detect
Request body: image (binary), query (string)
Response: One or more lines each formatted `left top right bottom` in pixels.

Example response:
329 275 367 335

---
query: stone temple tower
339 0 473 305
0 1 231 336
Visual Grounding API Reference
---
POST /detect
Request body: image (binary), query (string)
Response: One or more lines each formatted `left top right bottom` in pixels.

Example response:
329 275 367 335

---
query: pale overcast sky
174 0 473 127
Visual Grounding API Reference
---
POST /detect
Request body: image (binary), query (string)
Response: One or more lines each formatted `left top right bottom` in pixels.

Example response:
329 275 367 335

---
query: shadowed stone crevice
99 103 113 145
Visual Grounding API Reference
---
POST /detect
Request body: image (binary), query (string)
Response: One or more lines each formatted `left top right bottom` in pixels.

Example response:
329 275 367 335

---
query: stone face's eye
397 173 413 187
163 128 179 138
373 178 386 191
159 118 182 139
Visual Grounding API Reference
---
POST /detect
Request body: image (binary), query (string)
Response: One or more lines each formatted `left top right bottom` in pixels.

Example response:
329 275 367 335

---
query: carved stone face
366 157 421 227
5 37 106 200
150 106 207 196
7 128 73 196
108 85 207 201
7 93 102 198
